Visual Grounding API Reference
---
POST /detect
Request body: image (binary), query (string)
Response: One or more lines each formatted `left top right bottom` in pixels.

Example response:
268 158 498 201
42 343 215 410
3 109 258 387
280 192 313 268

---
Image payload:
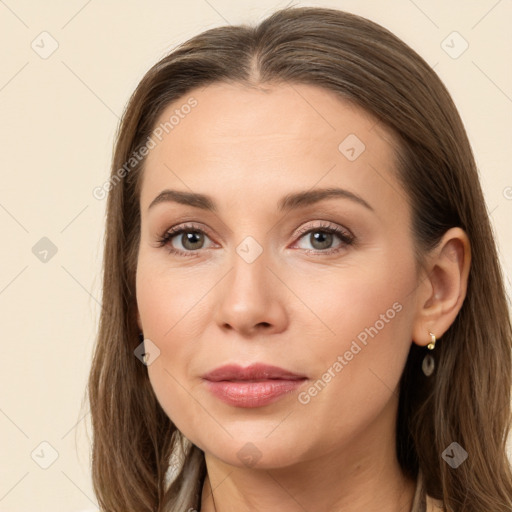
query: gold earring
427 332 436 350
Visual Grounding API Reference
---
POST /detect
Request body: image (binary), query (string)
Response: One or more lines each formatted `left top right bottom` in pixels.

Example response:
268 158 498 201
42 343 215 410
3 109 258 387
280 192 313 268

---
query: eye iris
310 231 333 250
182 231 204 250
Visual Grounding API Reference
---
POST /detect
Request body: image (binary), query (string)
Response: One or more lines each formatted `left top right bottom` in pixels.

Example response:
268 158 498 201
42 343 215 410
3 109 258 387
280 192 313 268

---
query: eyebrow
147 187 374 213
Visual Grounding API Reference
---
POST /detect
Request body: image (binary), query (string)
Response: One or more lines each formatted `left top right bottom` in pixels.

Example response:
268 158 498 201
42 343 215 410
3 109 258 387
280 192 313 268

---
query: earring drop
422 332 436 377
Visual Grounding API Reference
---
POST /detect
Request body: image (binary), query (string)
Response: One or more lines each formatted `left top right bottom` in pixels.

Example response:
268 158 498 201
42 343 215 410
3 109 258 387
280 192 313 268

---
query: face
135 82 422 470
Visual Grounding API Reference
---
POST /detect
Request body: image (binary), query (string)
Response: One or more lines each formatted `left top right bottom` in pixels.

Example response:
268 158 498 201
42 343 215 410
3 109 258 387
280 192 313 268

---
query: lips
202 363 306 382
202 363 307 408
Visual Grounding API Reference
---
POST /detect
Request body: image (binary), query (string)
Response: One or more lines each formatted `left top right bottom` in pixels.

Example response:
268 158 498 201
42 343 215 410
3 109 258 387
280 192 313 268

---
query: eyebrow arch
148 189 217 212
278 187 373 212
147 187 373 213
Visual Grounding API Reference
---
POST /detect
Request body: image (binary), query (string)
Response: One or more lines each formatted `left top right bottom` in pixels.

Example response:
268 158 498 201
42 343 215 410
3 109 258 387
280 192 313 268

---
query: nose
214 248 288 337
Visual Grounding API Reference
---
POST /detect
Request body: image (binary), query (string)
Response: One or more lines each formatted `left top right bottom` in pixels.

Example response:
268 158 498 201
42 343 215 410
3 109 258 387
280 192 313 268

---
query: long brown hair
87 6 512 511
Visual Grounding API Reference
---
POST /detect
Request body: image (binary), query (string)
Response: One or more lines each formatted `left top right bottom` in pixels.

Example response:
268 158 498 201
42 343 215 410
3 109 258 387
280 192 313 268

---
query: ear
412 227 471 347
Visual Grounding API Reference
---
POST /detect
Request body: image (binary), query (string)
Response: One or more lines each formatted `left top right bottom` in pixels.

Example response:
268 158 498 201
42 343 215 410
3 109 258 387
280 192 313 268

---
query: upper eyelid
295 222 351 236
164 220 346 235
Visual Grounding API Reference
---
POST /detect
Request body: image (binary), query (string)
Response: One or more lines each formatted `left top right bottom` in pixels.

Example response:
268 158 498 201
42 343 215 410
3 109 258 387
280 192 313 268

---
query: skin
135 82 470 512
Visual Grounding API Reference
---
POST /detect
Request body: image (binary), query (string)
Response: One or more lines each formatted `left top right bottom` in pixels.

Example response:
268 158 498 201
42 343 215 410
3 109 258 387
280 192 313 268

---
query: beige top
412 468 445 512
427 496 445 511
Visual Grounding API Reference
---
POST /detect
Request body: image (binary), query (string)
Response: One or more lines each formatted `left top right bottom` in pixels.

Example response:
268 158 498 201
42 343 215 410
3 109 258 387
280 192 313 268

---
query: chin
197 433 312 470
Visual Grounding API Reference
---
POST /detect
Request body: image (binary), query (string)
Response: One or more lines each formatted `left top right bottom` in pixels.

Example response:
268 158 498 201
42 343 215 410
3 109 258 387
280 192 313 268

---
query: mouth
202 363 308 408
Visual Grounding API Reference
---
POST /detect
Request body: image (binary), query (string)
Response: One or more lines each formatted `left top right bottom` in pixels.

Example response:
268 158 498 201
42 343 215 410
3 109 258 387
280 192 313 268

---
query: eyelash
155 222 355 257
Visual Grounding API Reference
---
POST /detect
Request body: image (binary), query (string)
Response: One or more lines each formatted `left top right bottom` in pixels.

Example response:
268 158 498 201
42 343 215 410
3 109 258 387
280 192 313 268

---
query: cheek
291 249 415 348
135 252 215 340
292 254 416 406
136 261 204 378
135 256 219 439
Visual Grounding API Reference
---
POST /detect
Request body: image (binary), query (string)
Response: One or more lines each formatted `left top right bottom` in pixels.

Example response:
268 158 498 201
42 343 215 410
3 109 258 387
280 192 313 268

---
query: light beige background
0 1 511 511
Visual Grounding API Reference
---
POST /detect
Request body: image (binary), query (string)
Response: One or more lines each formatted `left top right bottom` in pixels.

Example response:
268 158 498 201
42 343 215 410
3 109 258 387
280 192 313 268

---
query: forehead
139 82 405 218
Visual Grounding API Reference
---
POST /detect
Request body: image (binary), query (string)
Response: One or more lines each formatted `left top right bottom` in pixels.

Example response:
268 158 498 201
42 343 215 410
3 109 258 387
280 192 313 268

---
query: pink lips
202 363 307 408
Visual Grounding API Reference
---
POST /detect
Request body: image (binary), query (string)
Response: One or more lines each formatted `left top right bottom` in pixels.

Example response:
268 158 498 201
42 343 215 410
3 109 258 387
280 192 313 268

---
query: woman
87 6 512 511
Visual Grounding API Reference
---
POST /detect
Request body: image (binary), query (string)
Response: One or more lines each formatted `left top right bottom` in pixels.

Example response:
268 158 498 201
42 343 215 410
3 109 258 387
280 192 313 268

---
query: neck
199 416 416 512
